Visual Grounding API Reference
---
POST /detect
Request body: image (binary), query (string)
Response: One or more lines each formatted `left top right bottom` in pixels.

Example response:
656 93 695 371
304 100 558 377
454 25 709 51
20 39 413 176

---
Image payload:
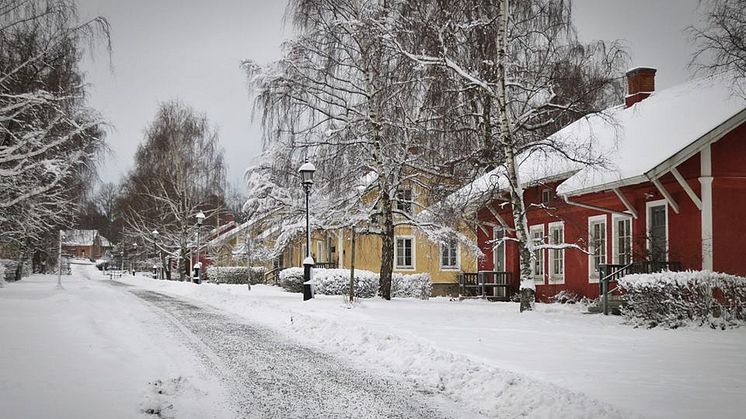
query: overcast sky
78 0 704 190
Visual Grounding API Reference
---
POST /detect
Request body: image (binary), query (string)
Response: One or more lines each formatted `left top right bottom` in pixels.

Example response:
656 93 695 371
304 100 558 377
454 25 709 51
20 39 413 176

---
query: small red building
474 68 746 300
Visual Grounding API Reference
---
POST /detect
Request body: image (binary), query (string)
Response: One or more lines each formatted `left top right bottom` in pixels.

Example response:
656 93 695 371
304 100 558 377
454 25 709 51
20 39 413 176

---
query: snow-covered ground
3 264 745 418
0 262 233 419
114 271 746 419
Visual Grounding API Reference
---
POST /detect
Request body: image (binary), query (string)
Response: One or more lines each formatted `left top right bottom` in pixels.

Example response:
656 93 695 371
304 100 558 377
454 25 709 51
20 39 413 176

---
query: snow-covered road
123 282 462 418
0 264 462 418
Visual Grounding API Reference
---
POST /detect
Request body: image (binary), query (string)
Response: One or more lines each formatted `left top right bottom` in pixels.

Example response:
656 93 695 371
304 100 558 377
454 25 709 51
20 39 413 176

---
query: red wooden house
471 68 746 300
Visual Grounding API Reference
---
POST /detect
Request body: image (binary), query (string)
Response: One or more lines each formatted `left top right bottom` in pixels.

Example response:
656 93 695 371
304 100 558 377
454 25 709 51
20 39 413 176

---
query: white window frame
440 238 460 270
316 241 324 263
394 235 416 270
588 215 607 283
529 224 545 284
645 199 669 259
493 228 507 272
612 215 634 265
548 221 565 284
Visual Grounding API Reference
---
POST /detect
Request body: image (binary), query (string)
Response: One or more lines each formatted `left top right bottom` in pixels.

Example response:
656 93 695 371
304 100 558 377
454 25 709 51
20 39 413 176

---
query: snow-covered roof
100 236 112 248
450 73 745 205
555 73 745 195
62 230 98 246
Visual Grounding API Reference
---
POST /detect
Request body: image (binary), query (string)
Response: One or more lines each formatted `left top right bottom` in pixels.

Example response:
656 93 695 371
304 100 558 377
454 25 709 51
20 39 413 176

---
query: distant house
468 68 746 300
61 229 112 260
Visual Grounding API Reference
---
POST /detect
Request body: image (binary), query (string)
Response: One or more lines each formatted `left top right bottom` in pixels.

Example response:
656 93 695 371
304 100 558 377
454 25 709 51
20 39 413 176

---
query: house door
649 204 667 263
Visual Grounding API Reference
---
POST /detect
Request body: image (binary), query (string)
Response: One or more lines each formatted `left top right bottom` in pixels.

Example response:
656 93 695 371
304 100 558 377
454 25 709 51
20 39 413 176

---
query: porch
457 271 515 301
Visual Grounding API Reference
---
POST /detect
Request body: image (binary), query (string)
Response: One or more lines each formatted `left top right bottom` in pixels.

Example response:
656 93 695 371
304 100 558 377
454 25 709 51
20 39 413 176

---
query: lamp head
196 210 206 226
298 161 316 186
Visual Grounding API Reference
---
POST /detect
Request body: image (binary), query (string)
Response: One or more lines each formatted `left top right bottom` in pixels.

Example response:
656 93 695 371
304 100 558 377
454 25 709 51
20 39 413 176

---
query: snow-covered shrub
0 259 17 282
279 267 305 292
549 290 582 304
207 266 267 285
619 271 746 329
391 273 432 299
312 269 379 298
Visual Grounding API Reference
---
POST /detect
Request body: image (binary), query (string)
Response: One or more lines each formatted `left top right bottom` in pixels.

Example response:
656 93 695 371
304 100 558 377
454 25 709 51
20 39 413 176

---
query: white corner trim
700 144 714 271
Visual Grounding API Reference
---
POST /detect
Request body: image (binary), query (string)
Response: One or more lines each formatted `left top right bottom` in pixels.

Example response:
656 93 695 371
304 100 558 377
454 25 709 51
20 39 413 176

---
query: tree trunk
494 0 535 312
379 192 395 300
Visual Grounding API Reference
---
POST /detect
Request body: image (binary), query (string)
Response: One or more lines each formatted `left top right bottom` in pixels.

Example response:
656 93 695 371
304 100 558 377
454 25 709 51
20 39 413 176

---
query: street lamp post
299 160 316 301
132 243 137 274
152 229 159 279
57 230 65 289
195 210 205 283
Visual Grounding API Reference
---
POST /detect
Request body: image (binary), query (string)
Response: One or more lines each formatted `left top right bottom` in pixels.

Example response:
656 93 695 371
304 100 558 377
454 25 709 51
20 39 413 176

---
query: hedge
206 266 267 285
278 267 432 299
619 271 746 329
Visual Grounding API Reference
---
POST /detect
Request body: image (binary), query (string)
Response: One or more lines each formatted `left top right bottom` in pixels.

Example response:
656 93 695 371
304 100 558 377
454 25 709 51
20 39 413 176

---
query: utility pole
57 230 64 289
349 226 356 302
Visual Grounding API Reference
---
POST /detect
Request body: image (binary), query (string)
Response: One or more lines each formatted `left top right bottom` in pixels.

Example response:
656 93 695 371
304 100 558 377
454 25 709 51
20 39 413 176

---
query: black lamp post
299 159 316 301
195 210 205 283
152 229 159 279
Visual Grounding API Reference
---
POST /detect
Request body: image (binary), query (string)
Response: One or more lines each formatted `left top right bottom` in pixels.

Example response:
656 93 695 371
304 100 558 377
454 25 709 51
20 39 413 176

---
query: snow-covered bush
619 271 746 329
0 259 17 282
279 267 305 292
207 266 267 285
549 290 582 304
312 269 379 298
392 273 432 299
279 268 433 299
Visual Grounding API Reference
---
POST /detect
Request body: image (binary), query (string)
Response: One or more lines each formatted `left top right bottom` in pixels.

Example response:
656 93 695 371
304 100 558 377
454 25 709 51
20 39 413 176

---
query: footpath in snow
0 263 233 419
114 270 746 419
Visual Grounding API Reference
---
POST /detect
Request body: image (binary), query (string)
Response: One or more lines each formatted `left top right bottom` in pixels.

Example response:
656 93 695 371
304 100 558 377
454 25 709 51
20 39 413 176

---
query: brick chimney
625 67 656 108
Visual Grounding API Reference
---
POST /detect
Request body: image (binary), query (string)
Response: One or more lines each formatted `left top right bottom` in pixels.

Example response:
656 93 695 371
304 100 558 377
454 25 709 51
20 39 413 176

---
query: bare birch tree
245 0 474 299
0 0 110 272
393 0 627 310
689 0 746 96
117 100 226 280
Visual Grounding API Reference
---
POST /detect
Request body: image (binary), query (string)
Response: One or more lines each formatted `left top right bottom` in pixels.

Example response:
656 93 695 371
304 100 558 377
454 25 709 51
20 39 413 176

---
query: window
440 238 459 269
316 241 324 263
493 228 506 271
646 201 668 263
613 216 633 265
588 215 607 282
396 187 413 214
530 225 545 282
548 222 564 283
395 236 414 269
542 188 553 204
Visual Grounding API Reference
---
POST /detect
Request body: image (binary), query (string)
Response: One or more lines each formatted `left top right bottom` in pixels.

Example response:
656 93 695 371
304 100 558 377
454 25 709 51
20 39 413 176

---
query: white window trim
529 224 545 284
439 239 460 271
493 228 507 272
394 235 416 271
316 241 324 263
548 221 565 284
645 199 669 259
611 214 634 265
588 214 607 283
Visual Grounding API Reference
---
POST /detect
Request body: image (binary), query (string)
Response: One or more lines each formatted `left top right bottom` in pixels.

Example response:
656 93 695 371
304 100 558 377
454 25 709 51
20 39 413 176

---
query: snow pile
279 268 432 299
206 266 266 285
619 271 746 329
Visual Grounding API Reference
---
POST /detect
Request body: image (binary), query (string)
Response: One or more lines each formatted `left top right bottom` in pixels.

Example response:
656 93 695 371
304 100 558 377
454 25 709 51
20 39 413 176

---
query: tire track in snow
124 286 458 419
